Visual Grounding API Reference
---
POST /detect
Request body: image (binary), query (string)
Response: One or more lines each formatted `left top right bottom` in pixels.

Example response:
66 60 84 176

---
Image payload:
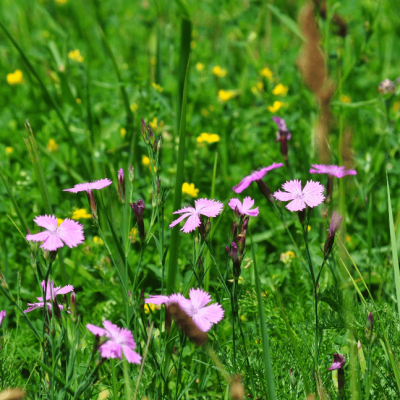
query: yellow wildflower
120 128 126 138
340 94 351 103
257 81 264 91
307 225 311 232
251 86 258 94
72 209 91 220
93 236 104 245
280 251 295 264
5 147 13 155
190 41 197 49
346 235 352 243
57 218 64 227
55 0 68 4
268 100 284 113
129 227 138 243
259 67 273 80
76 98 81 104
151 82 164 92
272 83 288 96
211 66 227 78
196 133 220 144
208 105 215 112
47 138 59 152
393 101 400 112
201 108 209 117
218 89 234 102
182 182 199 197
144 303 160 314
196 62 205 72
68 50 84 63
240 315 246 322
130 103 138 112
149 117 158 130
142 155 151 166
7 70 24 85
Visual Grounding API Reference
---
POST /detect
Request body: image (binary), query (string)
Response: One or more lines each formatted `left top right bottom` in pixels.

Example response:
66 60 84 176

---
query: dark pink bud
130 200 145 241
366 311 373 340
324 212 343 257
86 190 98 220
118 168 125 203
256 179 274 203
327 353 345 395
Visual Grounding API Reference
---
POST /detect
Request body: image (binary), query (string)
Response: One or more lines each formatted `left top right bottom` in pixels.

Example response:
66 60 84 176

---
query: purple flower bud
86 190 98 220
230 222 238 243
118 168 125 203
70 292 77 321
324 212 343 258
256 179 274 203
327 353 345 395
131 200 145 241
237 217 249 254
227 242 241 278
273 116 291 160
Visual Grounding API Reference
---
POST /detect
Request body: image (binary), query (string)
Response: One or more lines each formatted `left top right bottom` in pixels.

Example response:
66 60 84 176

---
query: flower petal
286 199 306 212
197 303 224 325
189 288 211 309
192 313 213 332
86 323 107 337
122 345 142 364
26 231 52 243
57 219 85 248
169 212 193 229
145 295 170 305
33 215 58 231
273 190 295 202
41 233 64 251
99 340 122 360
228 198 243 213
55 285 74 296
181 214 201 233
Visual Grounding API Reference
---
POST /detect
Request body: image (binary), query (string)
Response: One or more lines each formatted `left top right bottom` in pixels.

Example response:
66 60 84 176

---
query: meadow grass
1 0 400 398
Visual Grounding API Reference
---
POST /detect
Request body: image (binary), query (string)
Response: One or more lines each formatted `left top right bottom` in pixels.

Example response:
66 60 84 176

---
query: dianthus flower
273 180 325 212
309 164 356 178
232 163 284 194
26 215 84 251
273 117 291 161
169 198 223 233
24 280 74 313
228 197 259 217
63 178 112 193
324 212 342 257
64 179 112 219
327 353 345 371
146 288 224 332
86 320 142 364
0 310 6 327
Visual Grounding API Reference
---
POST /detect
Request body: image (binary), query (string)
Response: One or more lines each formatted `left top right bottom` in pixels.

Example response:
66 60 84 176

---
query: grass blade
387 175 400 317
251 240 276 400
167 56 190 295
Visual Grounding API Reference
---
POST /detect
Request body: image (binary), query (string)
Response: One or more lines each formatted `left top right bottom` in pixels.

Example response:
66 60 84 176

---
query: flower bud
324 212 343 258
256 179 274 203
117 168 125 203
70 292 77 321
130 200 145 241
86 190 98 220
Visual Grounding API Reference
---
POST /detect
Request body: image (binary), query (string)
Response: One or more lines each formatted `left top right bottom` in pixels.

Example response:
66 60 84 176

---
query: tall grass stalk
251 240 276 400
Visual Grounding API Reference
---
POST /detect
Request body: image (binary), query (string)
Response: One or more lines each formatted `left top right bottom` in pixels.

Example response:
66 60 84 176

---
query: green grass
1 0 400 398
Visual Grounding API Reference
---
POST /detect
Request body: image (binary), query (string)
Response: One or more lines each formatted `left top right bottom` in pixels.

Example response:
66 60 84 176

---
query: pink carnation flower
228 197 259 217
309 164 356 178
146 288 224 332
63 178 112 193
327 353 346 371
26 215 84 251
24 280 74 313
232 163 284 193
86 320 142 364
169 198 223 233
0 310 6 327
273 180 325 212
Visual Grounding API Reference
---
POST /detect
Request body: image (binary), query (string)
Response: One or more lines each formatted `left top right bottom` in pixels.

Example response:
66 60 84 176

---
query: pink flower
145 293 185 305
327 353 346 371
24 280 74 313
0 310 6 327
228 197 259 217
179 288 224 332
145 288 224 332
272 117 291 141
63 178 112 193
26 215 84 251
232 163 284 193
86 320 142 364
273 180 325 212
309 164 356 178
169 198 223 233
